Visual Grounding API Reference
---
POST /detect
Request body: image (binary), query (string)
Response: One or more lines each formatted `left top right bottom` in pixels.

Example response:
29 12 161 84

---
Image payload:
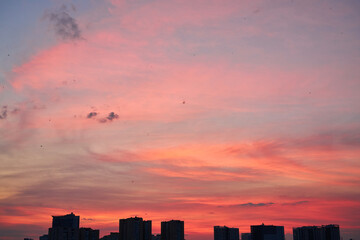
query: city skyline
23 212 342 240
1 0 360 240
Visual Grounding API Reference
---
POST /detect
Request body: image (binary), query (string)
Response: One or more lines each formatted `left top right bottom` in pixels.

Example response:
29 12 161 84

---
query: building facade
48 213 80 240
214 226 239 240
293 225 340 240
99 233 119 240
250 224 285 240
241 233 251 240
79 228 100 240
119 217 152 240
152 234 161 240
39 235 49 240
161 220 185 240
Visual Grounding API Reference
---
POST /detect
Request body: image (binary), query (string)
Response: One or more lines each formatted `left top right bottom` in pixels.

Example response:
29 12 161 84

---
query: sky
0 0 360 239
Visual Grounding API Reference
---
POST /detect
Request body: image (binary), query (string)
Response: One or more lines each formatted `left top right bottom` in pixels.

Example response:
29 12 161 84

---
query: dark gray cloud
107 112 119 121
87 112 98 118
45 5 82 41
218 202 274 208
235 202 274 207
95 112 119 123
282 200 308 206
0 106 7 119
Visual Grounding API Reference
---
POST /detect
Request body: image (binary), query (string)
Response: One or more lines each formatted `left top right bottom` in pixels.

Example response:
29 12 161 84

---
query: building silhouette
293 225 340 240
79 228 100 240
214 226 239 240
119 217 152 240
34 212 344 240
39 235 49 240
152 234 161 240
250 224 285 240
241 233 251 240
323 225 340 240
293 226 324 240
49 212 80 240
99 232 119 240
161 220 185 240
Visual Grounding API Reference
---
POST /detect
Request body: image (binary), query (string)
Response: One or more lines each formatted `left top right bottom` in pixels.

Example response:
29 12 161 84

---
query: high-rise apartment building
250 224 285 240
214 226 239 240
152 234 161 240
241 233 251 240
99 232 119 240
48 212 80 240
79 228 100 240
293 225 340 240
323 225 340 240
119 217 152 240
293 226 324 240
39 235 49 240
161 220 185 240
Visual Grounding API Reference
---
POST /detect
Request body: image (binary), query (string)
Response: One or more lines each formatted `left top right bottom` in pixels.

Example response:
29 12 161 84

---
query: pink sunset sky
0 0 360 239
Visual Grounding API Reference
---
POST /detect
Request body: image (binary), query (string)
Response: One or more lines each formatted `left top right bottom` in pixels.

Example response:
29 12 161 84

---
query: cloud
0 106 7 119
87 112 98 119
85 112 119 123
106 112 119 121
234 202 275 207
94 112 120 123
44 5 82 41
217 202 275 208
282 201 309 206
